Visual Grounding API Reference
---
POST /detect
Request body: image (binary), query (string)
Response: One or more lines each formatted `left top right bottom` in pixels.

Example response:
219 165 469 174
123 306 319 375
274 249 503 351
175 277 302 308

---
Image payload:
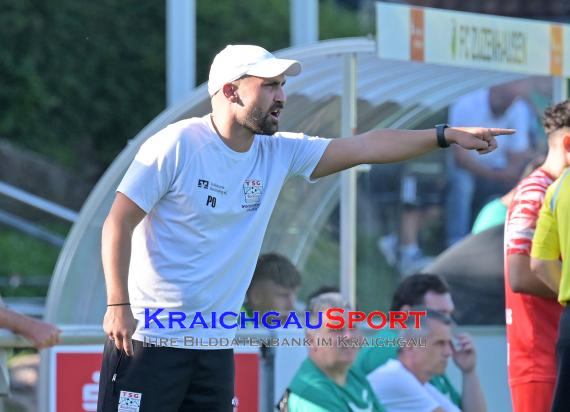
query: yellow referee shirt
531 168 570 303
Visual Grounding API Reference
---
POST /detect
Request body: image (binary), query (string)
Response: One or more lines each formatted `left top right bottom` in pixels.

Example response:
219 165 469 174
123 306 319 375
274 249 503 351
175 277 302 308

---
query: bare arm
311 127 513 179
461 371 486 412
0 308 60 349
530 258 561 297
101 192 146 356
508 254 558 298
453 334 486 412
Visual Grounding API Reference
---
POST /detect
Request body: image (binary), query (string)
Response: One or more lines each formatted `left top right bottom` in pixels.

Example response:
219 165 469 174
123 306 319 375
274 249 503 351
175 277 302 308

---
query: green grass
0 227 62 297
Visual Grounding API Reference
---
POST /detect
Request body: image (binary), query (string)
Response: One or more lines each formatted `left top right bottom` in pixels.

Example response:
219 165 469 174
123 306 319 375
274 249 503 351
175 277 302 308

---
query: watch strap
435 123 450 148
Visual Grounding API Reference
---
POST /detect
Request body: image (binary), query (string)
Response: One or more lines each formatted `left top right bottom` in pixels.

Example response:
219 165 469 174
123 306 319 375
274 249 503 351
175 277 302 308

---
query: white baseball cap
208 45 302 97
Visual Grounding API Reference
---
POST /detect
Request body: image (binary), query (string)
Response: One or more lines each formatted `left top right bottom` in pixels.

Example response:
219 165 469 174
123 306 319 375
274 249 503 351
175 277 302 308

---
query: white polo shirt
368 359 461 412
117 115 330 347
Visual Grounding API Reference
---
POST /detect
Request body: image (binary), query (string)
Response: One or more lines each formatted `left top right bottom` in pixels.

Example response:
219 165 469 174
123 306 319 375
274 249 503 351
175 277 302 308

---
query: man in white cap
97 44 513 411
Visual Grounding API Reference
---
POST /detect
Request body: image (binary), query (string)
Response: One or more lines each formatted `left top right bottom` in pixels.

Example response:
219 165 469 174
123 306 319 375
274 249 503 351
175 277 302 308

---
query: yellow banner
376 2 569 77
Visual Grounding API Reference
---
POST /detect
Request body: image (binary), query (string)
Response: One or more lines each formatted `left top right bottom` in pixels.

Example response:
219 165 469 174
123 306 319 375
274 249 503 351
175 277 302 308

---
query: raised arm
453 334 487 412
101 192 146 356
311 127 513 179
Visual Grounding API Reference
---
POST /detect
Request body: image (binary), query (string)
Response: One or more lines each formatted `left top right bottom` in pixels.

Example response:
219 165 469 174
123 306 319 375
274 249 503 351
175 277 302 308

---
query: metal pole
166 0 196 107
261 342 275 412
0 210 65 247
0 350 8 408
340 53 358 307
0 181 77 222
290 0 318 46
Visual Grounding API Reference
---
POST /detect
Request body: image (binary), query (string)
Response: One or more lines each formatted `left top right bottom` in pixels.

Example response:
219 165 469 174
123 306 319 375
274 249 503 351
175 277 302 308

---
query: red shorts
510 381 555 412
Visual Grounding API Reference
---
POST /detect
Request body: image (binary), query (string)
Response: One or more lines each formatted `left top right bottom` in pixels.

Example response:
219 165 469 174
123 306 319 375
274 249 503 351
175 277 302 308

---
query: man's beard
241 106 278 135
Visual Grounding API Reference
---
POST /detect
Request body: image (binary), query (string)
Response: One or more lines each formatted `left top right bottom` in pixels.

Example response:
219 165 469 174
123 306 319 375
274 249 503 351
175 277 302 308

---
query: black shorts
97 339 235 412
552 306 570 412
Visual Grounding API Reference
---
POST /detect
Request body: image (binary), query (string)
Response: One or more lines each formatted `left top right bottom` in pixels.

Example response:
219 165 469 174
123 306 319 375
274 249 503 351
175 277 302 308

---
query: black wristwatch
435 123 450 148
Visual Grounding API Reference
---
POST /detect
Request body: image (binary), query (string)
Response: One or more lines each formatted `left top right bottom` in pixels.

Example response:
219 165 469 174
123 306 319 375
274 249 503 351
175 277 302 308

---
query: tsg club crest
243 179 263 204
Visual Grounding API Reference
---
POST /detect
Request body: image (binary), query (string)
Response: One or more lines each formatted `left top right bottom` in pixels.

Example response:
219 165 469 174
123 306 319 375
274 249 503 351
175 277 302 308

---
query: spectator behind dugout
446 82 533 246
377 167 443 276
241 253 301 323
0 306 60 349
280 292 385 411
353 274 486 412
368 308 478 412
471 154 546 235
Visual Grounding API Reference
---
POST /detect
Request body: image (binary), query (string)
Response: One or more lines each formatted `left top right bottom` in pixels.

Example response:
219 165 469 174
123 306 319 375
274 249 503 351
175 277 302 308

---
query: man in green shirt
283 292 385 411
471 195 510 235
353 274 486 411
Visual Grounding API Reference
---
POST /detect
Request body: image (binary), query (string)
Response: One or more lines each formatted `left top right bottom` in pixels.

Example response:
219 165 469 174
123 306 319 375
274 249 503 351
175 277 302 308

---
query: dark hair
398 306 455 343
389 273 450 312
249 253 301 290
542 99 570 136
406 306 454 328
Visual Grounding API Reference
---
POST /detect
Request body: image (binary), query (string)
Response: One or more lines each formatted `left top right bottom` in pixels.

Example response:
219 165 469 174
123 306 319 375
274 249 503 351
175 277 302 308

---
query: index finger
123 335 134 357
488 128 516 135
